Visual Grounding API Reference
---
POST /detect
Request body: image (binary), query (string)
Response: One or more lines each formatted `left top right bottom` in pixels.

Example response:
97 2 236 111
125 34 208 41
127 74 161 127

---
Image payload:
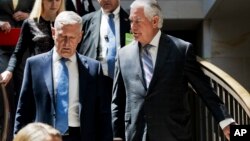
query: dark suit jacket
77 7 130 59
14 50 113 141
112 33 231 141
0 0 35 27
65 0 95 16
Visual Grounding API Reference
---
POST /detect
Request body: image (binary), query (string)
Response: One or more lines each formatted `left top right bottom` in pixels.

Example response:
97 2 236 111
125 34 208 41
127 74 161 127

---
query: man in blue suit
14 11 112 141
112 1 234 141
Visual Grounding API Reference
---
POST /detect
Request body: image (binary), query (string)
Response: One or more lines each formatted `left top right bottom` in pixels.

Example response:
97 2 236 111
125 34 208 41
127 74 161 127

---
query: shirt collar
149 30 161 47
101 6 120 18
52 47 76 63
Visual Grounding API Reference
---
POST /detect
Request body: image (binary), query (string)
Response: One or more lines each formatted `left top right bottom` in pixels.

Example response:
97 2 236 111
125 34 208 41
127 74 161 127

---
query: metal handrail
197 57 250 117
0 81 10 141
190 57 250 141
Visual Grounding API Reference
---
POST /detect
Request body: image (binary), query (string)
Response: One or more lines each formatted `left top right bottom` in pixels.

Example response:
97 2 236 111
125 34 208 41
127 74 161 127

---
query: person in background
0 0 35 80
0 0 65 111
111 0 235 141
14 11 112 141
77 0 130 102
0 0 35 140
65 0 95 16
13 122 62 141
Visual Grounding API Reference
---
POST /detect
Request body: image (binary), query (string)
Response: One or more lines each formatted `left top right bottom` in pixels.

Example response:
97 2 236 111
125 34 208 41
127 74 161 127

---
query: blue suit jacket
14 50 113 141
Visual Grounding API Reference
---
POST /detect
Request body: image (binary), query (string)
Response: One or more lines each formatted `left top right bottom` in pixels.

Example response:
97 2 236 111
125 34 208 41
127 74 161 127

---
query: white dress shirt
53 49 80 127
99 6 121 76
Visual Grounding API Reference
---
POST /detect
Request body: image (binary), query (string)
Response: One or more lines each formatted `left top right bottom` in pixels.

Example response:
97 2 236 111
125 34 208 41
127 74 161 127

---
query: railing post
0 81 10 141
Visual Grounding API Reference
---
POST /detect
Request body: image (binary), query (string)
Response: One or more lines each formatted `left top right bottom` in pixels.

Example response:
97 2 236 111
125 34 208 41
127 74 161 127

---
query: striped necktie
141 44 154 88
55 58 69 134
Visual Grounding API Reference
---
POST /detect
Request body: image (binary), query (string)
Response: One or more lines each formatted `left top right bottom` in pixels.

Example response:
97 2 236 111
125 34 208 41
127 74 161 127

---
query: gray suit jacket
112 33 231 141
77 7 130 59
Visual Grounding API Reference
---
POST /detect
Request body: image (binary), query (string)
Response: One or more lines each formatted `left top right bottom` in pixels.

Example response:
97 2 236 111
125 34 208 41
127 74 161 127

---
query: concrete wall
204 19 250 91
93 0 203 19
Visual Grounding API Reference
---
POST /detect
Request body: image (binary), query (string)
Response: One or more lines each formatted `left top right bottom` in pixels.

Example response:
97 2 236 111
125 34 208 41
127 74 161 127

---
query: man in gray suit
111 1 235 141
77 0 130 102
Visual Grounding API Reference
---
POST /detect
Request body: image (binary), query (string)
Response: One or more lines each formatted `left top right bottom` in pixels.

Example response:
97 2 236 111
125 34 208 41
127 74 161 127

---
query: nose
63 37 71 46
51 0 57 8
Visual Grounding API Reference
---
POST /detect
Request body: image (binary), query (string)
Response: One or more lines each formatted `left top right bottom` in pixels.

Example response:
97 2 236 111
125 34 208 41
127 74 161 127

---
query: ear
152 16 159 28
51 27 55 40
77 31 83 43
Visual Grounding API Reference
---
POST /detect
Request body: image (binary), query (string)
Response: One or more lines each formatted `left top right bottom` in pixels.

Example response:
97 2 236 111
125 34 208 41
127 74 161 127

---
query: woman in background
0 0 65 102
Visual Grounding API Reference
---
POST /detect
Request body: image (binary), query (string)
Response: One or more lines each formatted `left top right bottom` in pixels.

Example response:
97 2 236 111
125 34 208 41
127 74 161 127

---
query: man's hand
223 122 237 141
0 71 13 86
13 11 29 21
0 21 11 33
223 124 230 140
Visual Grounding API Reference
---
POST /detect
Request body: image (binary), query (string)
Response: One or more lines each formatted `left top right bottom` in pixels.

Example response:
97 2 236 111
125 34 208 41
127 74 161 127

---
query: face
129 7 159 46
52 23 83 58
42 0 62 15
98 0 119 13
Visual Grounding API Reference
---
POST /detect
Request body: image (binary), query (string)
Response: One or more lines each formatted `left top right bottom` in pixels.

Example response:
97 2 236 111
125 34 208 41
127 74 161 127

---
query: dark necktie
76 0 83 15
141 44 154 88
106 13 116 78
55 58 69 134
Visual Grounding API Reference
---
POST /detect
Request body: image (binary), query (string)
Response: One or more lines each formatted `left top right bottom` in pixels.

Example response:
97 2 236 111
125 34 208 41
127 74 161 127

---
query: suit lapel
147 34 171 93
43 50 55 104
131 41 147 90
76 53 88 109
91 10 102 52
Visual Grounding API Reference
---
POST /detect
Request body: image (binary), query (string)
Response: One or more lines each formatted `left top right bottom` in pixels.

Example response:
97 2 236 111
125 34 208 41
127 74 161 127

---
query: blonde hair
13 122 62 141
29 0 65 21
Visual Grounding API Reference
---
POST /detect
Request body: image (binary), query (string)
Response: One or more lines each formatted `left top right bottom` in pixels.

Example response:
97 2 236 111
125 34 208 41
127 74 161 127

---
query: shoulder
77 53 100 65
82 10 101 21
21 18 36 29
26 51 51 63
166 34 191 46
119 7 129 18
162 33 193 55
119 41 136 54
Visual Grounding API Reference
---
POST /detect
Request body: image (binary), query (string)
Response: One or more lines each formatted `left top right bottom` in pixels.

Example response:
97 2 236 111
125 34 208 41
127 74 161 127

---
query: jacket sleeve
14 59 36 134
111 55 126 140
96 62 113 141
184 44 231 122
